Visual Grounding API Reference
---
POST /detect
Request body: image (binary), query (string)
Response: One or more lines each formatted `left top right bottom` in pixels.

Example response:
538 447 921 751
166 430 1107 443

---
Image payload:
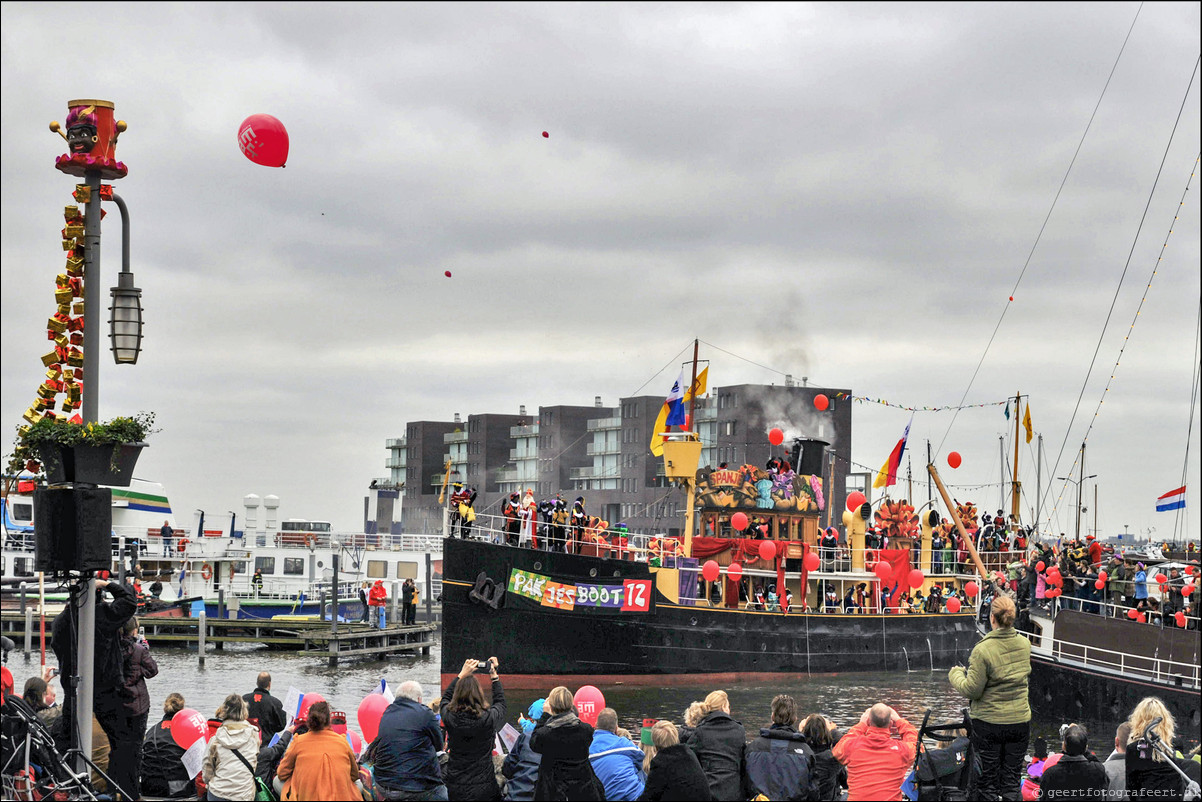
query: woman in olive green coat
949 594 1031 801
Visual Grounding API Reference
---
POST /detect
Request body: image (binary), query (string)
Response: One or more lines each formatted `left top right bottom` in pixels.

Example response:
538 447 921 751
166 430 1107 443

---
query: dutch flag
1156 486 1186 512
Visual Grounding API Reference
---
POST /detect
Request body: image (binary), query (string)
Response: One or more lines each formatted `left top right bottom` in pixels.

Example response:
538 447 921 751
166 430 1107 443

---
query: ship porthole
705 640 713 649
761 643 767 651
317 561 324 568
613 570 621 577
690 617 698 626
534 562 542 571
589 568 598 577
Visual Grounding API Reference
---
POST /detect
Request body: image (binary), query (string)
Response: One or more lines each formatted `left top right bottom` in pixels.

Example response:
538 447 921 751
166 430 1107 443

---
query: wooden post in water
198 609 206 669
25 608 33 660
329 554 340 668
425 553 433 626
216 589 225 651
392 582 400 627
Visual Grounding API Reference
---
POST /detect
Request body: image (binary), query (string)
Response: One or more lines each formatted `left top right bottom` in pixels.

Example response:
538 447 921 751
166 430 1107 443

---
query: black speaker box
34 487 112 573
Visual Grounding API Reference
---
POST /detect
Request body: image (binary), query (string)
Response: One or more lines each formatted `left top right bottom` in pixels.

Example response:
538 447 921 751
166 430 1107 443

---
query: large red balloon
731 512 749 531
846 491 866 512
1098 571 1108 583
768 428 784 446
298 692 325 721
1184 583 1195 597
238 113 289 168
347 729 363 755
727 562 743 581
1035 561 1045 573
803 552 820 572
1127 609 1139 620
947 452 962 469
908 569 925 589
1175 611 1187 627
702 560 720 582
759 540 777 562
1154 573 1167 584
964 581 979 598
573 685 605 726
171 708 208 750
1136 612 1146 623
946 597 962 613
1094 579 1105 590
873 562 891 581
357 693 389 744
814 394 829 411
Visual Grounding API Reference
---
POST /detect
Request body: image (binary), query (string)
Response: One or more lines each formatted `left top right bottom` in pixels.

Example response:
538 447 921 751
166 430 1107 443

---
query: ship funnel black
790 439 829 476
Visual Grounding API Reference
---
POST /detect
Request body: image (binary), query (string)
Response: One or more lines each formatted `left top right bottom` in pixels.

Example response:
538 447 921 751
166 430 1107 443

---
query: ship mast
1011 391 1022 526
661 339 703 557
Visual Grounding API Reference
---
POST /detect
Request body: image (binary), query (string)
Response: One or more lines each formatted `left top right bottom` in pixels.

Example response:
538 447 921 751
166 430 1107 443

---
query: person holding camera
441 657 507 800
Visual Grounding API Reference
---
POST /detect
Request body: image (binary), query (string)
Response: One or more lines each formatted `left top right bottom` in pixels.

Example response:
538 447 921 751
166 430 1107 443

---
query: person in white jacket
203 694 260 801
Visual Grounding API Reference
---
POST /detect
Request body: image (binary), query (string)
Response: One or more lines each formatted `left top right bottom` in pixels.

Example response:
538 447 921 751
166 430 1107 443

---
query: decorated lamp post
46 98 140 772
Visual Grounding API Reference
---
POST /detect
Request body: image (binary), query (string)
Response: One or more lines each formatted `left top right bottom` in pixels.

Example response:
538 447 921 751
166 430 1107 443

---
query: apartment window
721 421 737 436
544 411 553 424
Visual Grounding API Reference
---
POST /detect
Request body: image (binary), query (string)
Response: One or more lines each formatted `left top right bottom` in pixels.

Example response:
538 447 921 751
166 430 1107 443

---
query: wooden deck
0 611 435 667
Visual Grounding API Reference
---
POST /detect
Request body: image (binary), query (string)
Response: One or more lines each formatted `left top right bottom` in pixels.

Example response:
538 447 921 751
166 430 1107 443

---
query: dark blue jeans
971 718 1029 801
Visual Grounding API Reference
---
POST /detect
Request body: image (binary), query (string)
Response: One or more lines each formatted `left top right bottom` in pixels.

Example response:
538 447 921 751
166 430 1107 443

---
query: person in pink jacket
831 704 918 802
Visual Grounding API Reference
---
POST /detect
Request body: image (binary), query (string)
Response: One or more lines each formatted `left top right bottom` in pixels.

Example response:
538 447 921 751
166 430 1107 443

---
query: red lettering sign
621 579 651 612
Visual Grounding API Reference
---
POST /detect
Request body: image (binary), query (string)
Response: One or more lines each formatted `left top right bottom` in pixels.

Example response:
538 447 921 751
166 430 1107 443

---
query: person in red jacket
368 580 388 629
831 704 918 802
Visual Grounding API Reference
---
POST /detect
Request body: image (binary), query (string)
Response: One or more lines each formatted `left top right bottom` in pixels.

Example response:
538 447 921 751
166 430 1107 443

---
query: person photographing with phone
831 703 917 801
441 657 507 801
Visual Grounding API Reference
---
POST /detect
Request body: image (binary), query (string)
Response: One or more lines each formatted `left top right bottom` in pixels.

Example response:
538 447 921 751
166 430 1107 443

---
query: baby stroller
1 695 112 801
905 708 978 802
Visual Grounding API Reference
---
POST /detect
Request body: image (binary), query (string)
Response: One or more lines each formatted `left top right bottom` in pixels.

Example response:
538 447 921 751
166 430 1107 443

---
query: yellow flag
649 367 709 457
1023 402 1033 443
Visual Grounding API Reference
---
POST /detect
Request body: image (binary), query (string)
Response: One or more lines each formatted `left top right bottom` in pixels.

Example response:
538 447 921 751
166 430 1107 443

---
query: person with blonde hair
680 701 705 744
638 721 711 801
530 685 604 800
1125 697 1190 799
948 593 1030 800
688 690 746 800
202 694 259 802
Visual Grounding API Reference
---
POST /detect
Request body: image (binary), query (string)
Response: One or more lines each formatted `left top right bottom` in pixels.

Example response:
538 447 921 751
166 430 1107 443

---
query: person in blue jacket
1134 562 1149 605
589 708 646 800
372 680 448 800
503 699 545 802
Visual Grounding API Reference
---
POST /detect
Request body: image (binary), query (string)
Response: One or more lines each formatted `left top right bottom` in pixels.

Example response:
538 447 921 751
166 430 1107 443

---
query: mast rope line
1039 118 1200 525
1173 300 1201 542
934 3 1145 459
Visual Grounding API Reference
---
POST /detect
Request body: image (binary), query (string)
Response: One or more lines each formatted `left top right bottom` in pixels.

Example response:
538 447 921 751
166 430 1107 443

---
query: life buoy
177 539 190 552
304 533 315 548
201 563 213 581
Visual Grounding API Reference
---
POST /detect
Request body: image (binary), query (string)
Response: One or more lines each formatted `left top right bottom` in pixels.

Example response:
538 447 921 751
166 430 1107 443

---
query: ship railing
103 530 444 557
1021 630 1201 689
1033 595 1201 628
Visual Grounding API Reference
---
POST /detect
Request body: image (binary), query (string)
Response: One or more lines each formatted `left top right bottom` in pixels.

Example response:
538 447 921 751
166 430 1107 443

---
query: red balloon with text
238 114 289 167
171 708 208 750
574 685 605 726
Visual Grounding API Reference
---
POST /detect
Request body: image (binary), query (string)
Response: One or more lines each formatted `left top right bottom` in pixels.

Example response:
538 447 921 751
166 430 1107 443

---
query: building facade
384 382 853 537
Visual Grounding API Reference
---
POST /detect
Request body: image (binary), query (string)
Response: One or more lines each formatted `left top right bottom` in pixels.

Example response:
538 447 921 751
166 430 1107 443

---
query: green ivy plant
7 411 157 476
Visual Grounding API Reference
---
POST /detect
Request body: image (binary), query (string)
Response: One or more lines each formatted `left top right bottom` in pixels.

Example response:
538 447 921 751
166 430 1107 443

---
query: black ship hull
441 537 980 687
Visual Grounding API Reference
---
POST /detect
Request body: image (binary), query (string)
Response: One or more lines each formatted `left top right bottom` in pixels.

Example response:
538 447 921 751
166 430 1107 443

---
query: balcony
569 466 597 480
510 424 538 437
443 431 469 444
586 443 620 456
510 448 538 461
587 417 622 431
385 456 406 469
385 437 407 449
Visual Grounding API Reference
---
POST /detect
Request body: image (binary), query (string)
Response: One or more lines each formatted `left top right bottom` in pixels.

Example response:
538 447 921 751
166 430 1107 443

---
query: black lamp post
106 193 142 364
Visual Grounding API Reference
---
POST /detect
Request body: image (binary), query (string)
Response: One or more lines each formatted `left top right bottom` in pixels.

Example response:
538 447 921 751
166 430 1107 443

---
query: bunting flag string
832 392 1008 413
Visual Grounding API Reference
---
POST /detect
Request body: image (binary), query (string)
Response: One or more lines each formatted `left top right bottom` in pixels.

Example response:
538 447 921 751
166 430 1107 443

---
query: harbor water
7 637 1123 748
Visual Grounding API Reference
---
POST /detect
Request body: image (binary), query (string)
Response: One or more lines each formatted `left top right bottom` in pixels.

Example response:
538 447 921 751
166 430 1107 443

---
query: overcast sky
2 2 1199 542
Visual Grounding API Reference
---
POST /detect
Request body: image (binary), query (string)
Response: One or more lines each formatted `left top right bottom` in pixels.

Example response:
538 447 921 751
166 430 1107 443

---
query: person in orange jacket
368 580 388 629
831 704 918 802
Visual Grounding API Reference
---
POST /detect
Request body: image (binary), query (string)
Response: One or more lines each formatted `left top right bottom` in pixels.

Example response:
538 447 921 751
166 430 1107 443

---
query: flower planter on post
38 442 146 487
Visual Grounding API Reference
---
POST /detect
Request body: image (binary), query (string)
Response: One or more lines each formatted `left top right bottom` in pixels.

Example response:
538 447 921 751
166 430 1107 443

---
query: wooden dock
0 611 435 667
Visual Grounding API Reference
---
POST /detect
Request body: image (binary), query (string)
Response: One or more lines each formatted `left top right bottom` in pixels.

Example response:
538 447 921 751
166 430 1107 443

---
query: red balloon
759 540 777 562
1187 565 1198 576
1098 570 1108 583
768 428 784 446
237 114 289 168
357 693 389 744
803 552 820 572
908 569 925 589
702 560 720 582
1094 579 1105 590
348 729 363 755
1035 561 1045 573
1009 296 1014 302
1175 611 1187 627
965 581 979 598
1136 612 1146 623
946 597 962 613
444 270 452 278
170 708 208 750
947 452 962 469
1046 588 1060 598
573 685 605 726
298 692 325 721
846 491 866 512
542 131 549 138
1155 573 1167 584
727 562 743 581
1184 583 1195 597
731 512 749 531
1127 609 1139 619
814 394 829 412
873 561 891 581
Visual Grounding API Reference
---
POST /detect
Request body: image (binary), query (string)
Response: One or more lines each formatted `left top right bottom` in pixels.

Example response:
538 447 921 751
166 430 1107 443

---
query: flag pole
687 339 699 434
1011 391 1022 527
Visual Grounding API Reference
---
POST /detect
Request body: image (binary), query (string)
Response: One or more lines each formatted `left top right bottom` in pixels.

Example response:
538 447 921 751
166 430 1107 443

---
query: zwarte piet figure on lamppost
48 98 143 777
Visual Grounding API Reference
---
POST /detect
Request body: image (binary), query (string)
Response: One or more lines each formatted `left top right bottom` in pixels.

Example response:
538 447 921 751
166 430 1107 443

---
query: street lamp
106 193 142 364
1056 474 1097 541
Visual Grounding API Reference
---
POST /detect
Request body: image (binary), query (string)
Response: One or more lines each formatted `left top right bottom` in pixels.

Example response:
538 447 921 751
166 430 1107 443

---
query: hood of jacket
545 710 582 730
590 728 643 757
215 719 259 751
758 724 806 742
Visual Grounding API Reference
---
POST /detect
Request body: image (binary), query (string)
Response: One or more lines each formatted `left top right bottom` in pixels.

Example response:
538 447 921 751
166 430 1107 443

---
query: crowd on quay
6 595 1201 802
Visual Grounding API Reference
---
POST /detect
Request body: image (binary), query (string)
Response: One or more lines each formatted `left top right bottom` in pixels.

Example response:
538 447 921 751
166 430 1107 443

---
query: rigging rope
1173 300 1201 542
935 4 1146 458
